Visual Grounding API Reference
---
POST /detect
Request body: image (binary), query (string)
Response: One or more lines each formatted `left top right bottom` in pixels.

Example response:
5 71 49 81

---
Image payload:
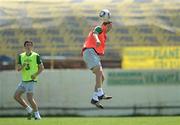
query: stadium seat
0 0 179 59
1 29 15 36
168 36 180 42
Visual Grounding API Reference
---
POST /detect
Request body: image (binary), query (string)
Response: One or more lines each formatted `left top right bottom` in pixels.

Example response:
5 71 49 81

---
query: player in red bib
82 9 112 108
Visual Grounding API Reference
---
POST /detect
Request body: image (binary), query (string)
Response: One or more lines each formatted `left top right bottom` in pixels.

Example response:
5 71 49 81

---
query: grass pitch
0 116 180 125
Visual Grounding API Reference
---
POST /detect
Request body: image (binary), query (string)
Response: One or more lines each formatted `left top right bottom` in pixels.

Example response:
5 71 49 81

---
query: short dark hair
24 40 33 47
102 21 112 25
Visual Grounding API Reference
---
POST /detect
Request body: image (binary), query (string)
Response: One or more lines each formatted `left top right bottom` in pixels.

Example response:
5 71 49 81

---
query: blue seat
168 36 180 42
144 36 158 42
119 36 134 42
138 28 153 34
51 37 64 43
23 29 37 36
1 30 15 36
46 29 60 35
116 28 129 34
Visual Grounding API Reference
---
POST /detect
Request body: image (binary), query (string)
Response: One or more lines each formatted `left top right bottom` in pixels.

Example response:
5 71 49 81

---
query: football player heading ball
82 9 112 109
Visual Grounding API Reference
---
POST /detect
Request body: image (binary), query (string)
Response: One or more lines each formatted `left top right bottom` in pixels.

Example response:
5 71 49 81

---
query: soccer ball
99 9 111 22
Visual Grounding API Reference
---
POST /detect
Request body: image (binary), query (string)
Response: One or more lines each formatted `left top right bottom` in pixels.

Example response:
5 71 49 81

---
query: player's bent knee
92 66 102 74
102 75 105 82
27 93 34 101
13 94 17 100
92 66 99 73
13 93 19 100
93 70 103 78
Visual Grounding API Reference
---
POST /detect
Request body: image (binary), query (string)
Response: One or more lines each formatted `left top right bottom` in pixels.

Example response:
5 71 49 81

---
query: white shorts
15 81 35 93
83 48 101 69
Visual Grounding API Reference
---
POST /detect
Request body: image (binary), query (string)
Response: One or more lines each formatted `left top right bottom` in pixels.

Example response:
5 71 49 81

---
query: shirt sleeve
17 55 21 65
37 55 42 65
93 26 102 34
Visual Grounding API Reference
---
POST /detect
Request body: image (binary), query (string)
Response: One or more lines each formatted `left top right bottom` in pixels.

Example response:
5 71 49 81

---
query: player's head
24 40 33 51
24 40 33 47
102 21 112 33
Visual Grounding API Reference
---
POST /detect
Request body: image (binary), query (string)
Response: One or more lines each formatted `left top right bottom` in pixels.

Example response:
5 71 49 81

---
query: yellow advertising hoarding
122 47 180 69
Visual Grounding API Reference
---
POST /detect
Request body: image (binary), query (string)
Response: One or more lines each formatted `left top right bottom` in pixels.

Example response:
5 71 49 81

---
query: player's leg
90 66 104 108
14 83 33 114
26 82 41 120
92 66 103 89
14 90 29 108
102 72 105 83
83 49 104 108
92 66 112 100
27 93 41 120
98 70 112 100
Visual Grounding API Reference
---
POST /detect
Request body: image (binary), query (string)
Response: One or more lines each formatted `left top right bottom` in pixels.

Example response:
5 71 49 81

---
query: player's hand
22 62 27 67
96 40 101 47
31 74 37 80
